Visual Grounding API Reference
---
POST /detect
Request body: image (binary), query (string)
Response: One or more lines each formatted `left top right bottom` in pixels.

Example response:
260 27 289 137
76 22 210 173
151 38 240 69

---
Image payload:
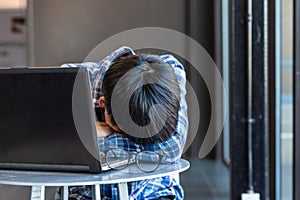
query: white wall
29 0 186 66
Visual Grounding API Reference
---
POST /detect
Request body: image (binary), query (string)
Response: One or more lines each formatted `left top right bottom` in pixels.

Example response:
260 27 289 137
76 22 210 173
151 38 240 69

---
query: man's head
100 54 180 145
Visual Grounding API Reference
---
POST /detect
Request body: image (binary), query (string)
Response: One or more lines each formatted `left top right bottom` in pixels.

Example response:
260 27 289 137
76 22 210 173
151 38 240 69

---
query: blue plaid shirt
58 47 188 200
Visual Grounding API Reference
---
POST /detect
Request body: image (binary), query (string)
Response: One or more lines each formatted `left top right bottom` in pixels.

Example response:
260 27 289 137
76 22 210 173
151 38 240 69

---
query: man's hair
102 54 180 145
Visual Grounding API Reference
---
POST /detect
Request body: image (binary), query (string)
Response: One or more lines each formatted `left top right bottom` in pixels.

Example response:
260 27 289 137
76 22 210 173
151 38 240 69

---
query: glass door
293 0 300 199
280 0 294 199
271 0 294 199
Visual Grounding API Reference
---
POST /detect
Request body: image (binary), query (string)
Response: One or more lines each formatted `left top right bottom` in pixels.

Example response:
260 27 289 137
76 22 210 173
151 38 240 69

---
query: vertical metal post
230 0 271 199
221 0 231 165
246 0 254 192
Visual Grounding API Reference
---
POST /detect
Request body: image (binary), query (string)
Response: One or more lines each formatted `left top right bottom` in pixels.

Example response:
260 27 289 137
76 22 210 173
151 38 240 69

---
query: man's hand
96 122 114 137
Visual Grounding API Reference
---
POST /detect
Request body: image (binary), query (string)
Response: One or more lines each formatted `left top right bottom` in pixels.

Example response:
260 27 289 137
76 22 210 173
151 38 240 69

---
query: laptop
0 67 116 173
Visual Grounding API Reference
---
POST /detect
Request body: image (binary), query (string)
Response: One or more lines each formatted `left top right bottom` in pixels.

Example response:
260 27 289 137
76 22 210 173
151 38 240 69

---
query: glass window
280 0 293 199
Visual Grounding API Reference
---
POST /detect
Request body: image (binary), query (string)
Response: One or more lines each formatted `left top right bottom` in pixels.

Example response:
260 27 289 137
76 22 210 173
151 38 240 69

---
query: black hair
102 54 180 145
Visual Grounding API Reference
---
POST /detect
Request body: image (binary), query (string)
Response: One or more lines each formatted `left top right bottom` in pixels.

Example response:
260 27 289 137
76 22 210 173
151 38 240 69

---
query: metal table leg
30 185 45 200
92 184 101 200
173 173 180 184
118 182 129 200
61 186 68 200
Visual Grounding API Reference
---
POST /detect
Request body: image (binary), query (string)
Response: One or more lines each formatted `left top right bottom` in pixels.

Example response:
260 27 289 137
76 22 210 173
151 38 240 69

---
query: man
57 46 188 200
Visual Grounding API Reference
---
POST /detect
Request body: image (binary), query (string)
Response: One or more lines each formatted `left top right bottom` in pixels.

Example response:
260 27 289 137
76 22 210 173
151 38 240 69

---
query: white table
0 159 190 200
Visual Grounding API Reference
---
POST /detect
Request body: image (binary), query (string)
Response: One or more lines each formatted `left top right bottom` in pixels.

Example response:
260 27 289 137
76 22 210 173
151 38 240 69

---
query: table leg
30 185 45 200
92 184 101 200
61 186 68 200
174 173 180 184
118 182 129 200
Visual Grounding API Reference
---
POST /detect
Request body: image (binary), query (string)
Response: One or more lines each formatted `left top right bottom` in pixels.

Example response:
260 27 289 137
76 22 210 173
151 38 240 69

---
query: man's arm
61 46 134 107
61 62 101 89
61 47 135 138
158 55 188 163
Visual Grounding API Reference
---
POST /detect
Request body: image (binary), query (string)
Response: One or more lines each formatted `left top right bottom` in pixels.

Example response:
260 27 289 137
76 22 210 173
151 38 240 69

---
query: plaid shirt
58 47 188 200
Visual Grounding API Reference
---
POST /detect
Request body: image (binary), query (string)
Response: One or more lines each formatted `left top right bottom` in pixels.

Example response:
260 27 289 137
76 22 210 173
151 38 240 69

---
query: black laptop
0 67 104 173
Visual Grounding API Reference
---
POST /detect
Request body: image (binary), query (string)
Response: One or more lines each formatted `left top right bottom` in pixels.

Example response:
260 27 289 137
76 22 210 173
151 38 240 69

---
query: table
0 159 190 200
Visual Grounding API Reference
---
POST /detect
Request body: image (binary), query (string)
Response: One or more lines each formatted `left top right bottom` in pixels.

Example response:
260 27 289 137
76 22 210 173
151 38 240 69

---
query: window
280 0 293 199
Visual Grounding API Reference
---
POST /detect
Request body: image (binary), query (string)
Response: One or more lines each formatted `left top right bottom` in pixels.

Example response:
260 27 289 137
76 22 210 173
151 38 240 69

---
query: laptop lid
0 67 101 173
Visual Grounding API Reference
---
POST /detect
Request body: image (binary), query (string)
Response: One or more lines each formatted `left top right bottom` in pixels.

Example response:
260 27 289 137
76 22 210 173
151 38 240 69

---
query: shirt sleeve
158 54 188 163
90 46 135 107
61 62 102 90
61 46 135 107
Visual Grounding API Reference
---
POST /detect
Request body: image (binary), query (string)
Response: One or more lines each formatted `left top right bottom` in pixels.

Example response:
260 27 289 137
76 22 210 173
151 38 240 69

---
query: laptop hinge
0 163 90 172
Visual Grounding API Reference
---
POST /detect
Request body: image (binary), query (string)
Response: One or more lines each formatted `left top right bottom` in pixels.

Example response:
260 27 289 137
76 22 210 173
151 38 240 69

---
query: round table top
0 159 189 187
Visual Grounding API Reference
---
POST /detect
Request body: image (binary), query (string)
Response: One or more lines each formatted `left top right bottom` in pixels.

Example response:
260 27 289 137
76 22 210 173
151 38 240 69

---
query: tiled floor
181 158 230 200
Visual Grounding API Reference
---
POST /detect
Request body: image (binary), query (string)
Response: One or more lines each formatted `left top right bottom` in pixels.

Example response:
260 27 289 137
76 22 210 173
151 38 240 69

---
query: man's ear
99 96 106 108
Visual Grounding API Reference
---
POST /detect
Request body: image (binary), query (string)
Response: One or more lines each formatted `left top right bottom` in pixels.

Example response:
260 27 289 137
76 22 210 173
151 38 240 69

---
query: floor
180 158 230 200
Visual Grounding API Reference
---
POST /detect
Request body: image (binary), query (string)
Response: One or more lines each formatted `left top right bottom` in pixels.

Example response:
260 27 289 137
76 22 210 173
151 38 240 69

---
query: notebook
0 67 114 173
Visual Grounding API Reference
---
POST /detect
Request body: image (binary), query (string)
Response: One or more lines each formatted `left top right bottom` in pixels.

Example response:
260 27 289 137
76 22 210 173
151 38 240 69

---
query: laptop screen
0 67 101 173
